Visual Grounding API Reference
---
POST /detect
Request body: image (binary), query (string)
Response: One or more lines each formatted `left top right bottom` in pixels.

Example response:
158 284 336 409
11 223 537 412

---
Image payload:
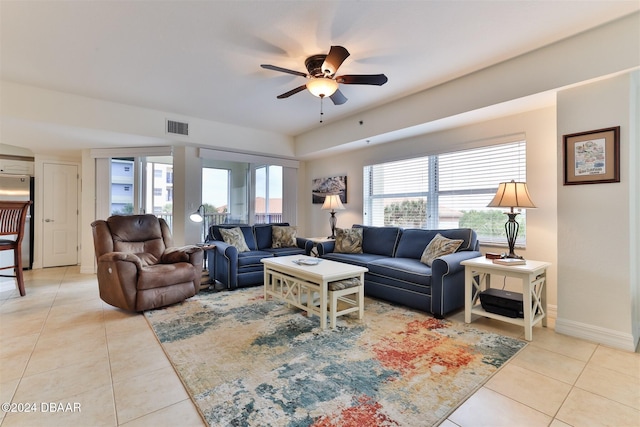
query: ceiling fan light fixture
306 77 339 98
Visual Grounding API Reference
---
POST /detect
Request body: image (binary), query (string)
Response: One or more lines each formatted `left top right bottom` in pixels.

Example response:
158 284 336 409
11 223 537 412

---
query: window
108 156 173 223
255 165 283 224
199 167 231 241
363 141 527 245
198 148 299 231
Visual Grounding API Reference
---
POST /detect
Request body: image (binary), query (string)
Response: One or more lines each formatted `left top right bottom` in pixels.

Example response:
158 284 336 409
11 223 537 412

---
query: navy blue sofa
314 225 481 318
206 223 307 289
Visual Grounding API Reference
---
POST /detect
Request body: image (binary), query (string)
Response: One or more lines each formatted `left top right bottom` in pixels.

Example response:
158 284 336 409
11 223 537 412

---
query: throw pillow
219 227 250 252
420 233 464 267
272 225 297 248
334 227 363 254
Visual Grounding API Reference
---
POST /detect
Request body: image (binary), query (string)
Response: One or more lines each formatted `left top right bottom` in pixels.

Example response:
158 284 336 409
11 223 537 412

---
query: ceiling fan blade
276 85 307 99
330 89 348 105
261 64 308 78
336 74 388 86
322 46 350 76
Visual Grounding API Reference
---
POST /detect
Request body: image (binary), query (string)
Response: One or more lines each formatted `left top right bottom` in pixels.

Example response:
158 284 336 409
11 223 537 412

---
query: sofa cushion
271 225 297 248
212 225 257 250
322 252 387 268
436 228 477 251
367 257 432 287
420 233 464 267
237 250 273 267
220 227 251 252
328 277 361 291
254 223 289 249
335 227 363 254
395 228 476 260
353 225 402 257
264 247 306 257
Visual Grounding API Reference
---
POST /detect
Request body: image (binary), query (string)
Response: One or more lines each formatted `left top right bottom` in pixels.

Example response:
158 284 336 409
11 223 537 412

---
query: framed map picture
563 126 620 185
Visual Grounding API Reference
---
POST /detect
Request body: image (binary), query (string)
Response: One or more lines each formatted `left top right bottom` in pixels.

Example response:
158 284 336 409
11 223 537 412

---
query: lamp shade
321 194 345 211
306 77 339 98
487 181 536 209
189 204 204 222
189 212 203 222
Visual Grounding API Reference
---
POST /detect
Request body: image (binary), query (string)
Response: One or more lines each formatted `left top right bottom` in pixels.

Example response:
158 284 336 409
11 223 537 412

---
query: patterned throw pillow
420 233 464 267
272 226 297 248
334 228 363 254
219 227 250 252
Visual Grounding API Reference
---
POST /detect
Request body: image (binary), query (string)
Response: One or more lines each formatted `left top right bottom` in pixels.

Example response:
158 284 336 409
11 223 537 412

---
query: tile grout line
102 300 121 427
2 269 60 425
547 342 599 425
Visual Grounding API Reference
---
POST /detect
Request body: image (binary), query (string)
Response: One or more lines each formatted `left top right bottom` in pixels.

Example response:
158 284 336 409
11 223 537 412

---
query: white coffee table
262 255 368 329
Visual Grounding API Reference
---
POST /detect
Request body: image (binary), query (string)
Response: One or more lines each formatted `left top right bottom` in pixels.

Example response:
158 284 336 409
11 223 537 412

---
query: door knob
44 219 54 222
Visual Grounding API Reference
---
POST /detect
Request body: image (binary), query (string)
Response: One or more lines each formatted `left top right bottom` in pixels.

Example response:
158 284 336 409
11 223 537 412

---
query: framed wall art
311 175 347 204
563 126 620 185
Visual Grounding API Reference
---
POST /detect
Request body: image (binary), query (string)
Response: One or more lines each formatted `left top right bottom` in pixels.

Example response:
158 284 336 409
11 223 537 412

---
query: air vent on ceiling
166 119 189 136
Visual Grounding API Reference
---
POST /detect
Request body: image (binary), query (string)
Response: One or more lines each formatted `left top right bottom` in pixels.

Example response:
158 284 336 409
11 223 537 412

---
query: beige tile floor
1 266 639 427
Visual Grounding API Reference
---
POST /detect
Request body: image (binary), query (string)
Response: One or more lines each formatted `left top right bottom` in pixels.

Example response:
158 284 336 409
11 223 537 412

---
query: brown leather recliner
91 214 204 311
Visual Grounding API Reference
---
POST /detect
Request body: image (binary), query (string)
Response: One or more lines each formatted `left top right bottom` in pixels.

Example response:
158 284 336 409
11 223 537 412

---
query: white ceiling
1 1 638 155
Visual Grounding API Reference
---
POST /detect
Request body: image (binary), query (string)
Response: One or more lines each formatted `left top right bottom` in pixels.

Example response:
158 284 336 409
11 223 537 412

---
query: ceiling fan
260 45 388 105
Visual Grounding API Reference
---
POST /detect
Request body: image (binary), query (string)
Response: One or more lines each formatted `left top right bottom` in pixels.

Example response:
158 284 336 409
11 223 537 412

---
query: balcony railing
155 212 284 242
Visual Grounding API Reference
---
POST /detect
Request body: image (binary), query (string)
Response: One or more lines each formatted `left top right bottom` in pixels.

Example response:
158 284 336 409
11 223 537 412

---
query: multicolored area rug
145 287 526 427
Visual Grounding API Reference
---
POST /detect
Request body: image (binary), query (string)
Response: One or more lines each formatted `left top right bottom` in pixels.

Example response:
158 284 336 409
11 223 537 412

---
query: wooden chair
0 200 32 296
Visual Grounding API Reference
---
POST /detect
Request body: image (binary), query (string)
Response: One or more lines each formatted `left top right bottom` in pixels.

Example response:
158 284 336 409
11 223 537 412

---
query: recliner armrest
98 252 144 269
161 245 204 266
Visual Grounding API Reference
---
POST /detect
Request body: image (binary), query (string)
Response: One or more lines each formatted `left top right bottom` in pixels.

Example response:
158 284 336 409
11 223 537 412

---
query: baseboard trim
547 304 557 320
555 317 638 352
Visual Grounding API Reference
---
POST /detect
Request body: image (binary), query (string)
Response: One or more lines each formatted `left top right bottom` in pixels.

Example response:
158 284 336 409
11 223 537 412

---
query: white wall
302 107 559 308
1 81 295 157
556 72 639 351
295 12 640 158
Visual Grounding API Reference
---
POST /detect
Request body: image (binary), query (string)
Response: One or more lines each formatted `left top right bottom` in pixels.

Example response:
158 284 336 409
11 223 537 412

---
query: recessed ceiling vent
166 120 189 136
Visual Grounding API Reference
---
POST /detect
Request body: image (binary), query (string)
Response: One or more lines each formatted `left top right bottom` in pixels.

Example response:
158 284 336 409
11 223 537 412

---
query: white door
43 163 79 267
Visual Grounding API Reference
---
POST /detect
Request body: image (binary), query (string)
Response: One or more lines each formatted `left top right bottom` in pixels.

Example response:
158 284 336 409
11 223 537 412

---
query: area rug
145 287 526 427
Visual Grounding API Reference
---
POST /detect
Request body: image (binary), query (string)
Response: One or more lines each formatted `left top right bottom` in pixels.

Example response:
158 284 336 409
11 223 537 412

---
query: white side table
461 256 551 341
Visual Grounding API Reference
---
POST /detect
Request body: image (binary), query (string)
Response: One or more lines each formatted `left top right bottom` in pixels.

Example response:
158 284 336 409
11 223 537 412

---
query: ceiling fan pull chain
319 95 324 123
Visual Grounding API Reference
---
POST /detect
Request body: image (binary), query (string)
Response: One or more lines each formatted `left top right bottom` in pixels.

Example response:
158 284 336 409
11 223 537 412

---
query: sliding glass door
254 165 283 224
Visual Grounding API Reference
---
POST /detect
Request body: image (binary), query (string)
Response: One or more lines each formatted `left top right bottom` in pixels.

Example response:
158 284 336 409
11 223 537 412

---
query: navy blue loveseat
314 225 481 317
206 223 307 289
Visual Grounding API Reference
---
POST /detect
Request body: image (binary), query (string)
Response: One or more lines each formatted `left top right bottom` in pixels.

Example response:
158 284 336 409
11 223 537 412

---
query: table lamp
321 194 345 239
487 180 536 259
